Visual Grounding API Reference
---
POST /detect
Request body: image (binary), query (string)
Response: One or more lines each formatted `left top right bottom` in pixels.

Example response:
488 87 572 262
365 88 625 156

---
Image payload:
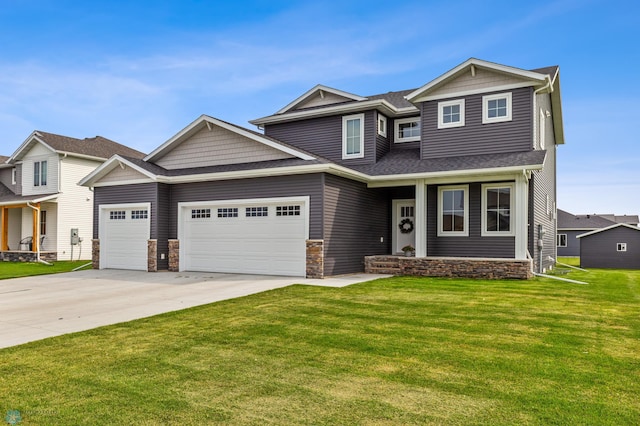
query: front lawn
1 268 639 424
0 260 91 280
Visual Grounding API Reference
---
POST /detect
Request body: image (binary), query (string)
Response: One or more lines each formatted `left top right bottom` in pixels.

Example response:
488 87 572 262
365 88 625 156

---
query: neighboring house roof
8 130 145 163
598 214 640 225
557 209 639 230
577 223 640 239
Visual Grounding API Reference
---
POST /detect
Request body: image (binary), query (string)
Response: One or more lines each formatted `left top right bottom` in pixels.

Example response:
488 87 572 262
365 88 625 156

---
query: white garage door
180 198 308 276
100 204 150 270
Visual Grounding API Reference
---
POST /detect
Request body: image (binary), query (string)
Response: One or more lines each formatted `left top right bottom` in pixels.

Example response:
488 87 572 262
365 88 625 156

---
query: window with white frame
377 114 387 137
438 185 469 236
617 243 627 252
438 99 465 129
557 234 567 247
342 113 364 159
482 183 514 236
40 211 47 235
539 109 546 149
482 92 512 124
394 117 421 143
33 160 47 187
11 168 16 185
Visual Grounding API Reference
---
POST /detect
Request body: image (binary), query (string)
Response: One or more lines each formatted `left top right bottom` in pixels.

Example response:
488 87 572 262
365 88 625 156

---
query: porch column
1 207 8 251
514 173 529 260
415 179 427 257
31 203 40 252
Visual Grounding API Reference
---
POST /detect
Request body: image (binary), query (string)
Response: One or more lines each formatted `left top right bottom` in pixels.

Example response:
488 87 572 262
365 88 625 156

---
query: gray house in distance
578 223 640 269
557 209 639 257
80 58 564 279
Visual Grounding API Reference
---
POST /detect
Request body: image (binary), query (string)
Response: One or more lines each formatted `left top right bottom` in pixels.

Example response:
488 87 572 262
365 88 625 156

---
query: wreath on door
398 218 414 234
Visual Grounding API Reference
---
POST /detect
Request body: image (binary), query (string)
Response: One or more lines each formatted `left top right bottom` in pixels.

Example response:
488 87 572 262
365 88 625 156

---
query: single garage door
180 198 308 276
100 204 150 270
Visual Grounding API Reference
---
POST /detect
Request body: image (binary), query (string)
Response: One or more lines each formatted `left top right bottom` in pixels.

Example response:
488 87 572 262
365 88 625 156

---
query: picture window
394 117 421 143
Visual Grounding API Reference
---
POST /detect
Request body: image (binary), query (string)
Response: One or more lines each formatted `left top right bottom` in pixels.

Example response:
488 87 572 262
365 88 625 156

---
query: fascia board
250 100 417 126
275 84 367 115
145 114 315 162
8 132 56 163
405 58 547 103
79 155 158 187
550 74 565 145
577 223 640 238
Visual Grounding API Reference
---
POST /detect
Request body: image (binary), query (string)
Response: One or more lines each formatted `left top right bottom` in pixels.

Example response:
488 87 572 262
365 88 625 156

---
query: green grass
1 268 639 425
0 260 91 280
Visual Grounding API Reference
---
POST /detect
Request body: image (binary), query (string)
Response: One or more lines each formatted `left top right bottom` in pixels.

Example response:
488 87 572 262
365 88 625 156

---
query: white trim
78 154 159 187
342 113 365 159
7 132 56 163
250 99 418 126
438 99 465 129
539 108 546 149
145 115 315 163
410 82 534 103
11 168 16 185
514 174 529 259
482 92 512 124
377 114 387 137
394 116 421 143
437 185 469 237
617 242 627 252
415 181 427 257
275 85 367 115
481 182 515 237
557 233 567 247
405 58 547 103
577 223 640 239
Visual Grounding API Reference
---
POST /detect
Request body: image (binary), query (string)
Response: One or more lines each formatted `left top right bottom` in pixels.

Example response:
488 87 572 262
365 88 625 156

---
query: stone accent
168 239 179 272
92 239 100 269
365 256 533 280
306 239 324 279
0 251 57 262
147 239 158 272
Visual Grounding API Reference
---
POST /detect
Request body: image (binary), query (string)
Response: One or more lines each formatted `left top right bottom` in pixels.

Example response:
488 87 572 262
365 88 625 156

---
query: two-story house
80 58 563 278
0 131 145 261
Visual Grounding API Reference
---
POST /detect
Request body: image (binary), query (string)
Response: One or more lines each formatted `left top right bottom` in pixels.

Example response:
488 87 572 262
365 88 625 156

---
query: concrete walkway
0 269 389 349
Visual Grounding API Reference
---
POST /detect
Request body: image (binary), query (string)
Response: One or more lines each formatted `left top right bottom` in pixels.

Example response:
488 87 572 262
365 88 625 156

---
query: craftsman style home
80 58 564 278
0 131 144 261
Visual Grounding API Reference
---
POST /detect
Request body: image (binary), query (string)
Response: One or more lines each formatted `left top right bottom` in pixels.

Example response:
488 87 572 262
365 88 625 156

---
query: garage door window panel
276 205 301 216
131 210 148 220
218 208 238 218
191 209 211 219
110 211 126 220
246 207 268 217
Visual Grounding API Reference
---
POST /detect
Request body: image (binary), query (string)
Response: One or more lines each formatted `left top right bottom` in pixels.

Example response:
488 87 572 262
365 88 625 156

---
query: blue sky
1 0 638 216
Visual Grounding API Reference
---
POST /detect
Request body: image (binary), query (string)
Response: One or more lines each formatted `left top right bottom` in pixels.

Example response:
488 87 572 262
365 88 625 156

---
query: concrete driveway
0 269 389 349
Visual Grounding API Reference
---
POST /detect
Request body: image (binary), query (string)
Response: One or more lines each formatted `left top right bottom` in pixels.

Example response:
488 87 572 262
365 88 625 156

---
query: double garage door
100 198 308 276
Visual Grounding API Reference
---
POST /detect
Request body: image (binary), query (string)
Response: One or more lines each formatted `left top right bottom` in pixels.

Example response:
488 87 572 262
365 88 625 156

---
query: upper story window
482 183 514 236
482 92 512 124
377 114 387 137
438 185 469 237
342 113 365 159
11 168 16 185
438 99 465 129
395 117 420 143
33 160 47 187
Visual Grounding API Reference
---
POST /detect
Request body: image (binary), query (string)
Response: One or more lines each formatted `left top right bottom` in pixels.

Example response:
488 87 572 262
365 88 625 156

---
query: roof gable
79 155 159 187
275 85 367 115
8 130 145 163
577 223 640 239
405 58 549 103
145 115 314 167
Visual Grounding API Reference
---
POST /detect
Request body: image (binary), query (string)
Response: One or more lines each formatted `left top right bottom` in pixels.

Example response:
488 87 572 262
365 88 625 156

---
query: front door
393 200 415 254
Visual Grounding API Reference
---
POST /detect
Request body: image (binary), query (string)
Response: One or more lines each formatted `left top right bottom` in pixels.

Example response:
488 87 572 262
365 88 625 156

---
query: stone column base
168 239 179 272
148 239 157 272
92 239 100 269
306 240 324 279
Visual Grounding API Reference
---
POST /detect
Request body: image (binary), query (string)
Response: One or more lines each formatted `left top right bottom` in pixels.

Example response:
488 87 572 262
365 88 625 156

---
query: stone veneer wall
0 251 57 262
365 256 533 280
92 239 100 269
148 239 157 272
168 239 179 272
306 240 324 279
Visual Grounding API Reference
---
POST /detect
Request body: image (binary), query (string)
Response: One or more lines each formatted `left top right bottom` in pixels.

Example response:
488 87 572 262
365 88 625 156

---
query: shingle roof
557 209 617 229
0 181 57 204
35 131 145 160
366 88 418 109
348 149 547 176
530 65 559 78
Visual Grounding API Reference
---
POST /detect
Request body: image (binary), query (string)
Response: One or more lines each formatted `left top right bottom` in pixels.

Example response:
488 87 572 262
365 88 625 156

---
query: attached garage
99 203 150 270
179 197 309 276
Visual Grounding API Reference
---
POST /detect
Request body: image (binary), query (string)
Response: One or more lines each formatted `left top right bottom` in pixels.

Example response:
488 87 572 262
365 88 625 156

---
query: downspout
26 201 52 265
528 249 588 284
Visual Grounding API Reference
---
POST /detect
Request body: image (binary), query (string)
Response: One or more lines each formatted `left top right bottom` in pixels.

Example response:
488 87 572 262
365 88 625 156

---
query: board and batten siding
580 227 640 269
426 183 515 258
323 174 389 275
168 174 325 240
156 124 294 170
99 164 150 183
264 111 377 166
421 87 533 159
427 67 532 98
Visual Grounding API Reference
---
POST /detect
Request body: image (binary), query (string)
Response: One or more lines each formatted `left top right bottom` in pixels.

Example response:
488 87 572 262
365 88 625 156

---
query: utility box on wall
70 228 79 245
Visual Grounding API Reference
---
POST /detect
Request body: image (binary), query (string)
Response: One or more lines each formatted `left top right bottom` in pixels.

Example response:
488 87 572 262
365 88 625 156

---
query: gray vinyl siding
93 183 160 240
580 227 640 269
421 87 533 159
375 112 390 161
426 183 515 258
264 111 377 166
531 145 557 271
557 230 583 257
0 168 15 192
323 174 389 275
156 183 171 270
169 174 324 240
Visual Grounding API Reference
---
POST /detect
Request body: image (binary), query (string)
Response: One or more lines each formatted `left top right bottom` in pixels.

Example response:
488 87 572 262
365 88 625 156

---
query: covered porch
0 202 57 262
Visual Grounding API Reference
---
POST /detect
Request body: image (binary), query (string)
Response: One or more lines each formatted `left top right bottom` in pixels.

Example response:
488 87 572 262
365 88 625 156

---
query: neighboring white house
0 131 145 261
